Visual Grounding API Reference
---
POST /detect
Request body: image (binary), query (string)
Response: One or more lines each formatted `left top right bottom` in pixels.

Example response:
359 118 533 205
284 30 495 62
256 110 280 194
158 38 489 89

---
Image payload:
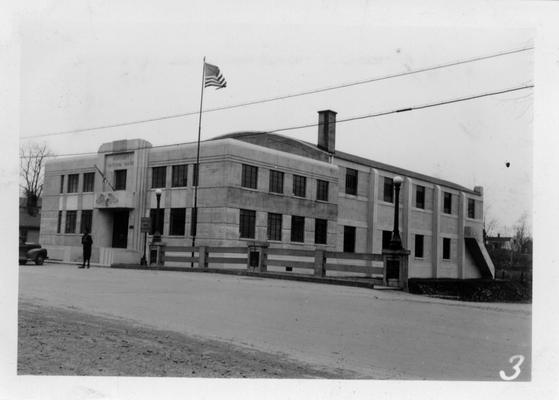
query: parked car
19 242 48 265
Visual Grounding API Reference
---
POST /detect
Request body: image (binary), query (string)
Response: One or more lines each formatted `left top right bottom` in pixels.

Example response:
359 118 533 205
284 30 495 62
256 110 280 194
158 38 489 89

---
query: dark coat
82 233 93 258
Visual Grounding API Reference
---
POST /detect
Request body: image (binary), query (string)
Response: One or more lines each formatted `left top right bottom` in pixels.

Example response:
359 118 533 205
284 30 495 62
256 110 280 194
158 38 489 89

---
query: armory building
39 109 494 279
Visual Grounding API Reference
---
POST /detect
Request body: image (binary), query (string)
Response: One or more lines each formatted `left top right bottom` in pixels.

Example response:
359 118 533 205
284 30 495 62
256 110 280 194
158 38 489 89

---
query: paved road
18 264 531 380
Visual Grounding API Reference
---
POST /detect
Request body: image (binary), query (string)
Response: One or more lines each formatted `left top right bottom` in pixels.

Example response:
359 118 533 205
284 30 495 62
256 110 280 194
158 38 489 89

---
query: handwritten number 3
499 355 524 381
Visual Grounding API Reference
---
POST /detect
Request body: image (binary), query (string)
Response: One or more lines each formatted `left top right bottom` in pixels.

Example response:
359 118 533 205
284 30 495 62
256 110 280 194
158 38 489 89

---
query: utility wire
21 46 534 140
25 83 534 160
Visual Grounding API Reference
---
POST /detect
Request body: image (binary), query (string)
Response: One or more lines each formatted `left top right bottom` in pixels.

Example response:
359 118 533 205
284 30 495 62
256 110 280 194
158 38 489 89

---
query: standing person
80 228 93 269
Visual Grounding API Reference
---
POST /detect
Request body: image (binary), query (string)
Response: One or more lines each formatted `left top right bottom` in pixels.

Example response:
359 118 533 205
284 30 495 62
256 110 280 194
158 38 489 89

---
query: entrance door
112 210 129 248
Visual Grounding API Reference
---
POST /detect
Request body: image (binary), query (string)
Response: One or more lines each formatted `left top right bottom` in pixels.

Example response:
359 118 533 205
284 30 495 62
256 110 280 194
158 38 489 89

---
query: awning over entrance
94 191 135 209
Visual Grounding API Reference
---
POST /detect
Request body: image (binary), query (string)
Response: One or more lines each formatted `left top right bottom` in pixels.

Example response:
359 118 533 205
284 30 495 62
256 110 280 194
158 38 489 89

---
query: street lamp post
389 176 404 251
153 188 162 243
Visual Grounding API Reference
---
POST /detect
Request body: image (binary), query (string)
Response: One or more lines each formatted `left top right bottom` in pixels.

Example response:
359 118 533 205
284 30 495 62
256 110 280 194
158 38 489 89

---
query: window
468 199 475 219
267 213 282 241
316 179 329 201
443 238 451 260
169 208 186 236
193 164 199 187
83 172 95 192
67 174 79 193
383 177 394 203
343 226 356 253
80 210 93 233
57 211 62 233
152 166 167 188
291 216 305 242
269 170 284 194
114 169 127 190
293 175 306 197
382 230 392 250
345 168 358 195
443 192 452 214
150 208 164 235
416 185 425 209
241 164 258 189
314 218 327 245
65 210 77 233
415 234 424 258
60 175 64 193
240 209 256 239
172 165 188 187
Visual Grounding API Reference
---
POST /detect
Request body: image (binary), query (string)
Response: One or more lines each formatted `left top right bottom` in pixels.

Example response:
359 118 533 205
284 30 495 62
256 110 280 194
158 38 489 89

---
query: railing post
198 246 208 268
382 248 410 290
314 249 326 277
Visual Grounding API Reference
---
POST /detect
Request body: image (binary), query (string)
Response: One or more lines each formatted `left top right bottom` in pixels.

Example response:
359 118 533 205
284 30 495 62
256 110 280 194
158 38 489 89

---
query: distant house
19 197 42 243
485 234 512 251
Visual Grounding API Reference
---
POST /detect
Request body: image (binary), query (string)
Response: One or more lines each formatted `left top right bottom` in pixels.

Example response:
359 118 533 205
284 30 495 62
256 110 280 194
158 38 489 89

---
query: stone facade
40 110 494 278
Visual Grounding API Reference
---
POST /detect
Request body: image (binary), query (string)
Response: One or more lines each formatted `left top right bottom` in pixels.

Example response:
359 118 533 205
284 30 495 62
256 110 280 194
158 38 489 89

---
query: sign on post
141 217 151 233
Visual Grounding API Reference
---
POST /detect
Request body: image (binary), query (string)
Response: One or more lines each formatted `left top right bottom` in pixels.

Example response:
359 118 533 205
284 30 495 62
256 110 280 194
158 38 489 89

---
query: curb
110 264 386 290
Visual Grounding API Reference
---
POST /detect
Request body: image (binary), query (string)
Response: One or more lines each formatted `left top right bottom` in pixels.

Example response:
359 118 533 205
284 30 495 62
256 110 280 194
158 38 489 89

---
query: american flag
204 62 227 89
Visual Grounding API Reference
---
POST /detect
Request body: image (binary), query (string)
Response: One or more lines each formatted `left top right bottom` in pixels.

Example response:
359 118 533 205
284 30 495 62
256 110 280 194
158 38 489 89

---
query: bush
408 278 531 303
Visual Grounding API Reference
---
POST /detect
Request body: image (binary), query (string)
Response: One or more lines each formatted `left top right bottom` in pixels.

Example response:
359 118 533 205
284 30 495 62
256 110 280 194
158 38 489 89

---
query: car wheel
19 260 27 265
35 255 44 265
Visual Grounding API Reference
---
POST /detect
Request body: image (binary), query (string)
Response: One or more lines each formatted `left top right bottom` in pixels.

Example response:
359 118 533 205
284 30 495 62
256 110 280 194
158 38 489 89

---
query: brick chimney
317 110 337 153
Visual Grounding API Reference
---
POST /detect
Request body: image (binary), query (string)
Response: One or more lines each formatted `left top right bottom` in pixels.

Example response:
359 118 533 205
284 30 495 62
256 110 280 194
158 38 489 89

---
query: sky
19 2 534 234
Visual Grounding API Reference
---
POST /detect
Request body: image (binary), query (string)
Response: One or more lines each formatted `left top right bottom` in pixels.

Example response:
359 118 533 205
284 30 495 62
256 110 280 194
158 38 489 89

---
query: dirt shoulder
18 301 356 378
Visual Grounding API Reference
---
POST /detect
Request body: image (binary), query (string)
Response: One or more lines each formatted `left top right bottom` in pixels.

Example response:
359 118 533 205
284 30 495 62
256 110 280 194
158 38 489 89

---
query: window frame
267 212 282 241
67 174 79 193
171 164 188 188
239 209 256 239
152 166 167 189
415 185 425 209
467 198 475 219
414 234 424 258
382 230 392 250
343 225 356 253
57 210 62 233
80 210 93 233
314 218 328 245
383 177 394 203
269 170 284 194
316 179 329 202
442 237 451 260
241 164 258 189
290 215 305 243
345 168 358 195
169 208 186 236
443 192 452 214
65 210 77 234
83 172 95 192
149 208 164 235
293 175 306 198
114 169 127 191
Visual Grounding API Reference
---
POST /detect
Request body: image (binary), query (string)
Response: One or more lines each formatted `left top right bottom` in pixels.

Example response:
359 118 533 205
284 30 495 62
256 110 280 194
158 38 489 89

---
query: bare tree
511 213 531 255
20 142 51 210
482 203 499 242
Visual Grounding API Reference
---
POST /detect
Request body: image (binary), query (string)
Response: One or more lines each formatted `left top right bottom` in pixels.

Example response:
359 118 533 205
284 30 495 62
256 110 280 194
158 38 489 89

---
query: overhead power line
21 46 534 140
25 83 534 160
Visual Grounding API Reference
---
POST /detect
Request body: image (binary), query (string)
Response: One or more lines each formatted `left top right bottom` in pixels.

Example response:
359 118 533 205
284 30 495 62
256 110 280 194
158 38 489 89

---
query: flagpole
191 56 206 266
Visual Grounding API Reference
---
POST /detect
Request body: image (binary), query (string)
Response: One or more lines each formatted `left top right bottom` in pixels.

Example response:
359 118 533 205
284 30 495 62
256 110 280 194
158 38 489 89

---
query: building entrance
112 210 129 248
